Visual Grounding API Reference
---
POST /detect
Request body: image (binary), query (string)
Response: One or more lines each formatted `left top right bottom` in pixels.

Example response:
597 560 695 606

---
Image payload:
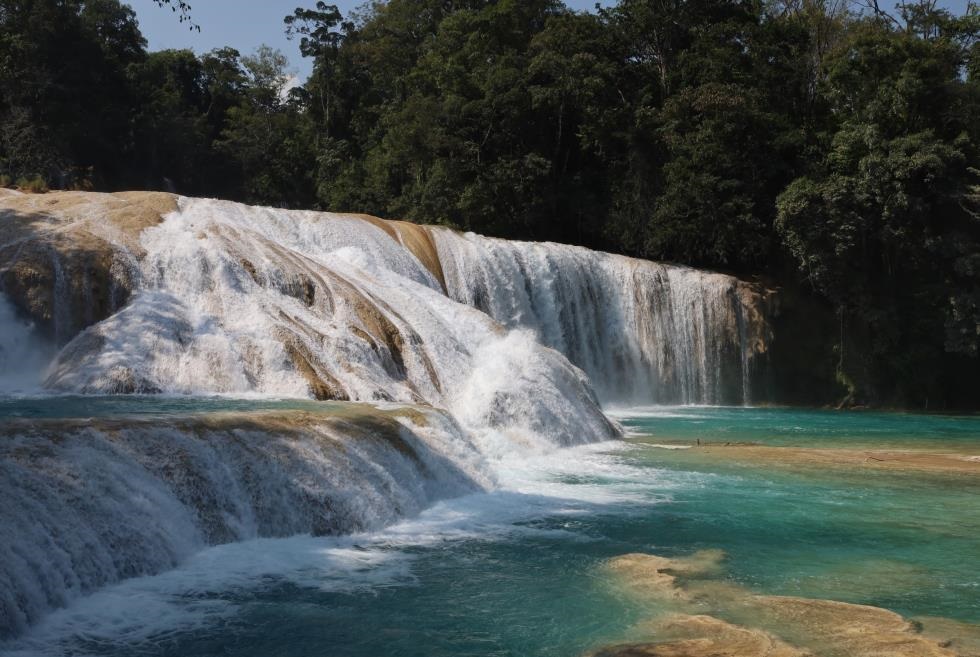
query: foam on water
433 230 770 405
0 406 497 638
0 195 776 641
1 437 675 656
4 406 978 657
1 537 418 657
45 197 616 449
604 405 715 420
0 197 625 638
0 295 53 394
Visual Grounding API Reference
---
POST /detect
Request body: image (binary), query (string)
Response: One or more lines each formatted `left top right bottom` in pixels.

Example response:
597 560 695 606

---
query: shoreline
635 440 980 476
594 550 980 657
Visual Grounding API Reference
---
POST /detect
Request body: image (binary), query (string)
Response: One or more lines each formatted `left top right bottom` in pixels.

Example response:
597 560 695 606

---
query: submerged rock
599 550 974 657
742 595 963 657
594 614 809 657
605 550 728 602
686 442 980 476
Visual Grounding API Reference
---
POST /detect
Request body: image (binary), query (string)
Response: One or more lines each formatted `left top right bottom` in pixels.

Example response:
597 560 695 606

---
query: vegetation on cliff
0 0 977 407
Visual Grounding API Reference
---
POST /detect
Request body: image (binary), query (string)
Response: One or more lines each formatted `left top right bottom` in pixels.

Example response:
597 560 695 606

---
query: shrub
15 174 48 193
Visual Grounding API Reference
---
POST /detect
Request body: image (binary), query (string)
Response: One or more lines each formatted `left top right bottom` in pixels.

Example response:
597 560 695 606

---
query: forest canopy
0 0 978 408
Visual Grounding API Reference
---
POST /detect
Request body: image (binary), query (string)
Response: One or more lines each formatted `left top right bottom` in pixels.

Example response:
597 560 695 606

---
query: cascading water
0 405 488 637
0 295 53 394
432 230 771 405
0 191 773 639
45 197 616 448
0 195 620 637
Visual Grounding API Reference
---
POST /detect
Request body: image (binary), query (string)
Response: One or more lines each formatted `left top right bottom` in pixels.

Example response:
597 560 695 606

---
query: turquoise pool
3 405 978 656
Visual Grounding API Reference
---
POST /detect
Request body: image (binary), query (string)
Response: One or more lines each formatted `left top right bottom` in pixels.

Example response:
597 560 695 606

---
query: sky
128 0 971 82
129 1 611 80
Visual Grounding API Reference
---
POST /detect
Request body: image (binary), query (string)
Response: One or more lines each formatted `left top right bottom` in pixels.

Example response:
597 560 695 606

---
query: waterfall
0 191 773 638
44 197 618 449
2 193 771 410
0 295 53 394
432 230 770 405
0 406 488 637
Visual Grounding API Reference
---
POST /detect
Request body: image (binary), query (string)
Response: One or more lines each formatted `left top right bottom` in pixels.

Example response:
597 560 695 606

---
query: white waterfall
432 230 768 405
0 295 53 394
0 192 772 638
0 407 488 637
45 197 618 450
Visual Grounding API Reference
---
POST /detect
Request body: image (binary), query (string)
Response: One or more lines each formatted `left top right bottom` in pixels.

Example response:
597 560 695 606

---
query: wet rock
743 595 962 657
605 550 727 602
0 191 176 342
600 549 971 657
593 614 809 657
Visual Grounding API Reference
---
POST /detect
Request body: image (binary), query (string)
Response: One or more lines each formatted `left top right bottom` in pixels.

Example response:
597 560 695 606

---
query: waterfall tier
0 192 772 407
1 193 617 447
0 405 486 637
0 191 774 637
433 230 771 405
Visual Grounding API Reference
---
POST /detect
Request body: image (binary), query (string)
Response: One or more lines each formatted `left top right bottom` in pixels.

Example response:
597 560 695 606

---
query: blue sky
128 0 971 81
129 1 609 79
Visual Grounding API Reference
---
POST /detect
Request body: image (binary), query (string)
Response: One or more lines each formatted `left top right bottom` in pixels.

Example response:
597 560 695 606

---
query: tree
0 0 976 406
0 0 146 187
215 46 315 206
127 49 210 191
647 83 792 270
776 14 979 404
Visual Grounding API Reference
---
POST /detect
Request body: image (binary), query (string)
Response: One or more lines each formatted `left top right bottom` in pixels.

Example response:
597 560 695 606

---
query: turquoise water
0 395 336 419
611 405 980 448
4 405 979 656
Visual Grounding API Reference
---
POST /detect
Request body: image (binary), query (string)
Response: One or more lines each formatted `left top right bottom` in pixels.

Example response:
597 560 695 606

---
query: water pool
2 405 978 656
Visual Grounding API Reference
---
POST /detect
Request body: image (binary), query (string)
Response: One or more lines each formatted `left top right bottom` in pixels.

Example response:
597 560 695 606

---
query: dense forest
0 0 978 408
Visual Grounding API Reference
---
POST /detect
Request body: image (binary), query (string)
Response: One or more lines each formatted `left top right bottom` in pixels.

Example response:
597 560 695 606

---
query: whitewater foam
0 437 678 656
0 193 774 642
45 197 617 449
0 295 54 394
433 230 770 405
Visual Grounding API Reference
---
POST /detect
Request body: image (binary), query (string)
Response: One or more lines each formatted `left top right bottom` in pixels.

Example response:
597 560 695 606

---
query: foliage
776 11 980 404
15 174 48 193
152 0 196 30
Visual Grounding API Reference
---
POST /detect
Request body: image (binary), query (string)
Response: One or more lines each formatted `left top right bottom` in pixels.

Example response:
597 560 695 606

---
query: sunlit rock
593 614 809 657
600 549 969 657
0 191 176 342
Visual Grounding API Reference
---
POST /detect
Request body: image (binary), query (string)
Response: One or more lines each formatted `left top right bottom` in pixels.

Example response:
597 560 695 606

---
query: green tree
647 83 794 269
215 45 315 206
776 14 979 404
0 0 145 186
127 48 210 191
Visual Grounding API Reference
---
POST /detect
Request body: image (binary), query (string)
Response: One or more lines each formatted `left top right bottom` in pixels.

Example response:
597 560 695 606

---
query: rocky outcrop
604 550 727 602
597 550 977 657
0 194 467 398
348 212 447 291
0 193 454 399
593 614 808 657
0 191 176 342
